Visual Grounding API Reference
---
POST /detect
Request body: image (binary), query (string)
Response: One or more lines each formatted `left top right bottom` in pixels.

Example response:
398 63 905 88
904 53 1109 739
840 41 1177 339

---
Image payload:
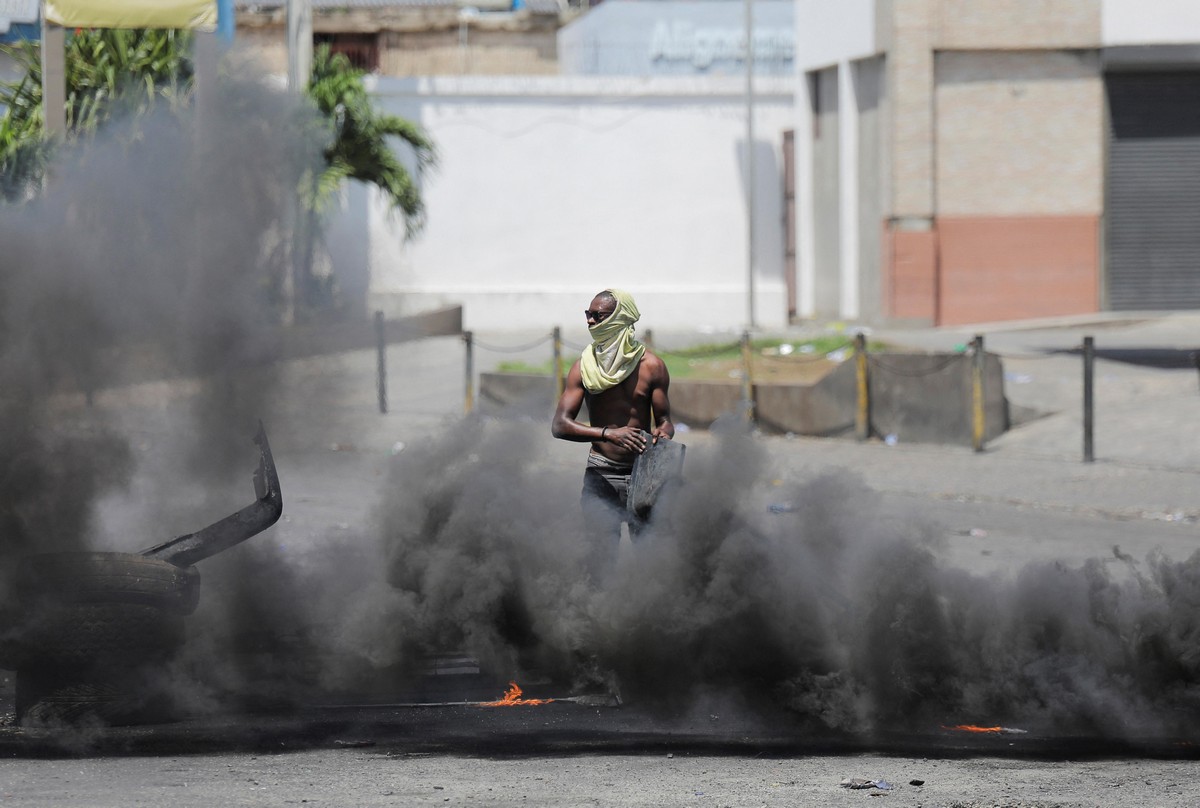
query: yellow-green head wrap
580 288 646 393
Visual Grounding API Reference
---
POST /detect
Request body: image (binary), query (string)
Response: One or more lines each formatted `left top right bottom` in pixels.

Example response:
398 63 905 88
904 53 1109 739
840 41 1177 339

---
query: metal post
740 330 755 423
287 0 313 93
40 21 66 137
854 332 869 441
463 331 475 414
216 0 236 44
1083 336 1095 463
971 334 986 453
552 326 564 400
374 311 388 414
743 0 756 329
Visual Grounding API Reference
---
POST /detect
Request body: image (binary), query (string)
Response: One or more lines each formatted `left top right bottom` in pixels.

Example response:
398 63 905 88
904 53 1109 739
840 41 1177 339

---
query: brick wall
935 49 1103 215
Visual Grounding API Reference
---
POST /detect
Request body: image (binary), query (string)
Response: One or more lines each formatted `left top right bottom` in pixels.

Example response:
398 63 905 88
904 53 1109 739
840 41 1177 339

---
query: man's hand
650 426 673 445
604 426 649 453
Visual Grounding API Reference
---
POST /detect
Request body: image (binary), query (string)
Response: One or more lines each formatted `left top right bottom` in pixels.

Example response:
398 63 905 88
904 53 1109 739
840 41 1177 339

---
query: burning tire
2 425 284 726
16 552 200 616
0 602 185 670
15 668 175 727
1 555 194 724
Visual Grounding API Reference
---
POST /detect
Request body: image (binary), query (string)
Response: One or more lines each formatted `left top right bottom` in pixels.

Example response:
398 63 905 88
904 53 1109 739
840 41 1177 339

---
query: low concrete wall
865 352 1008 445
478 351 1010 447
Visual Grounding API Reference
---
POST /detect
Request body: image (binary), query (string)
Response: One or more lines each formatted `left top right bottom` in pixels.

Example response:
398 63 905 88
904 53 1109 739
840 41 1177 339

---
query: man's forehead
590 296 615 310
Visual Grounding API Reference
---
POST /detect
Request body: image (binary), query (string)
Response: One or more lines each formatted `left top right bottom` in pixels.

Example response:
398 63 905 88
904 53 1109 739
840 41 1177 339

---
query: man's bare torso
587 357 658 463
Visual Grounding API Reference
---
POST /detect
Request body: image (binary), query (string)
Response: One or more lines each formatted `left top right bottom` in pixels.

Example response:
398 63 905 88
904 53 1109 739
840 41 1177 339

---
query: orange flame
943 724 1004 733
481 682 554 707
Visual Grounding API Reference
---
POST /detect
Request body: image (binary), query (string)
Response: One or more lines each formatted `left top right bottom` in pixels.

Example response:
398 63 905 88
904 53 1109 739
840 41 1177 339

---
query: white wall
1103 0 1200 45
367 75 795 333
795 0 877 72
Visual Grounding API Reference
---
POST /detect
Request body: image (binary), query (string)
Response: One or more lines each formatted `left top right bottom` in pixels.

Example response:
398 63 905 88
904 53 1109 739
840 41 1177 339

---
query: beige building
235 0 574 77
795 0 1200 326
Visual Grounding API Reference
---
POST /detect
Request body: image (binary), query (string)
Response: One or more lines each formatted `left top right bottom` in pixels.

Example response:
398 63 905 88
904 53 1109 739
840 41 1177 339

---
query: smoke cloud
4 59 1200 744
0 72 322 597
326 414 1200 739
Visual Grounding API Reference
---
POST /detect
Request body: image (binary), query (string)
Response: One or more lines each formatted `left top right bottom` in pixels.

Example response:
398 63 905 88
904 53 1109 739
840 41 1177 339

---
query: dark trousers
580 453 645 583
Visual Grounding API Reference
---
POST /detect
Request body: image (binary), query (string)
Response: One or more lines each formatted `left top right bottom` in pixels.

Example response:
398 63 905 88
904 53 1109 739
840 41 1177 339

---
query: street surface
3 313 1200 807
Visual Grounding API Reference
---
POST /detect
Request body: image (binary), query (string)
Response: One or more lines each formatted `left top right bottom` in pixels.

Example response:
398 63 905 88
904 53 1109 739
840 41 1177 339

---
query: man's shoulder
639 350 669 377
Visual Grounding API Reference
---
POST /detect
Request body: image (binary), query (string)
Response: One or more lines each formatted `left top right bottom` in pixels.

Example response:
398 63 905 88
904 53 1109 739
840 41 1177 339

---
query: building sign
559 0 794 77
648 21 794 70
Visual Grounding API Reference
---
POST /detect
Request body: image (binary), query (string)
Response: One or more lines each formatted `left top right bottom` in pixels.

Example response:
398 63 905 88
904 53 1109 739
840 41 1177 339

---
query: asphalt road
4 316 1200 807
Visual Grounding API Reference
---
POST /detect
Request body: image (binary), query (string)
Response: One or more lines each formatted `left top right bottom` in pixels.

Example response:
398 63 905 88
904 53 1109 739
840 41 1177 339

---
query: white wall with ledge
365 75 795 333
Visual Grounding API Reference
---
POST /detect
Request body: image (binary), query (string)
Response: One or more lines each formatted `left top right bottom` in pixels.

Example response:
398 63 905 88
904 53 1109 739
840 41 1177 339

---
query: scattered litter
390 441 406 455
334 739 376 748
840 778 892 790
769 503 796 514
884 434 898 446
909 780 925 787
798 344 816 354
777 343 795 356
667 753 674 759
827 348 850 362
969 528 988 538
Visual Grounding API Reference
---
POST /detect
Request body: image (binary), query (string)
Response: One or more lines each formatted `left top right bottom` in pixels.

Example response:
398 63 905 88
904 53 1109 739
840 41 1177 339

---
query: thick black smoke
0 75 323 593
358 415 1200 738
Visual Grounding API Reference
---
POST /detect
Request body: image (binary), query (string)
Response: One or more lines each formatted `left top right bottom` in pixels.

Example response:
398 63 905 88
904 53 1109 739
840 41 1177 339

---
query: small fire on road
481 682 554 707
942 724 1028 735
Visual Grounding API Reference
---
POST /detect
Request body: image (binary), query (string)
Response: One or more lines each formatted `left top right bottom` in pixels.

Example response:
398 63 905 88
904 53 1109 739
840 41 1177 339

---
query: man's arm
648 353 675 442
551 361 606 442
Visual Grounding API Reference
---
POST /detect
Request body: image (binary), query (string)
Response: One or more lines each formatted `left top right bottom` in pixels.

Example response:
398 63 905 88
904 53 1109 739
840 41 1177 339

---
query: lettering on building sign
648 21 794 69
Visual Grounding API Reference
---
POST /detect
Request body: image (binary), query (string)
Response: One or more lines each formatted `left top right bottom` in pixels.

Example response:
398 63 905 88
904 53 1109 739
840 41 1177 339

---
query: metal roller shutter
1105 71 1200 310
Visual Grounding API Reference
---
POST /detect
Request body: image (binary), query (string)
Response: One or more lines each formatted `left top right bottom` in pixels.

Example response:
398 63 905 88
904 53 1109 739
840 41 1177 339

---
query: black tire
0 602 184 670
17 552 200 615
16 669 177 727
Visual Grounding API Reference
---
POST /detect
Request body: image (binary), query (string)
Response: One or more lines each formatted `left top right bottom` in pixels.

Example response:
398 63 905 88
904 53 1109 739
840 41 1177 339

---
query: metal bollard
1083 336 1095 463
463 331 475 415
854 332 869 441
374 311 387 414
971 334 985 453
740 330 755 424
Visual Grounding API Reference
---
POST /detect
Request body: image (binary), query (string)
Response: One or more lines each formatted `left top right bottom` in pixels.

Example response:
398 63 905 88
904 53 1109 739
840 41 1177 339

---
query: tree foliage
0 28 194 200
304 44 436 236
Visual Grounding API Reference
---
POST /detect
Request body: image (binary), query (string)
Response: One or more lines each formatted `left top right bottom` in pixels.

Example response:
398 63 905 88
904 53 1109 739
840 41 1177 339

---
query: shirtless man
551 289 674 582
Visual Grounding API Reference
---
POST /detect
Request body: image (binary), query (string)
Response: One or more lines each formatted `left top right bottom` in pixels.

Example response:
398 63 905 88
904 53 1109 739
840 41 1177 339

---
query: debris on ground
840 778 892 790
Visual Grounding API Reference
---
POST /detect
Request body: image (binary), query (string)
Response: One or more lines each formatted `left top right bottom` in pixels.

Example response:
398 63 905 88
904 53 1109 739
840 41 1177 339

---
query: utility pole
40 10 66 136
743 0 756 329
287 0 312 93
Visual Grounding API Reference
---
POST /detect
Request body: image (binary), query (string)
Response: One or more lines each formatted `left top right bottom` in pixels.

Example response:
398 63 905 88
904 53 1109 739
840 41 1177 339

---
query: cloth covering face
579 288 646 393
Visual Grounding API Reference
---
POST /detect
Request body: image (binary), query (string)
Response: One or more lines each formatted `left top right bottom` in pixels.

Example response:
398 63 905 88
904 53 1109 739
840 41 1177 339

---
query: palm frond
304 44 436 236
